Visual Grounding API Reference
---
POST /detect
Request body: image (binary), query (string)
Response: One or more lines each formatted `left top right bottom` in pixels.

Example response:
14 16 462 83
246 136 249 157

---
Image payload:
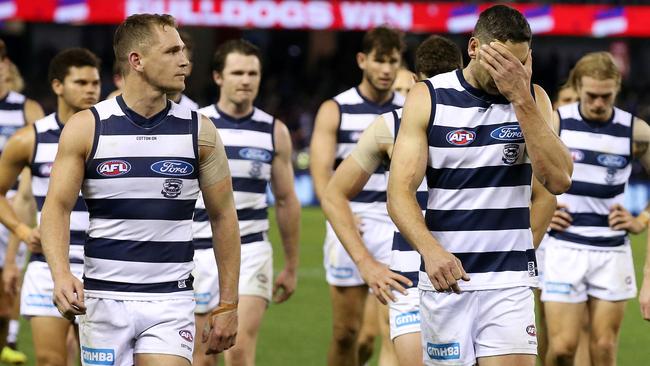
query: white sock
6 320 19 345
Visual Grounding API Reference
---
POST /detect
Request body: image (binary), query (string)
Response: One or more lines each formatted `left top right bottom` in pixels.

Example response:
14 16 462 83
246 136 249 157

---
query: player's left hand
203 303 238 354
272 267 297 303
2 262 20 298
479 42 532 104
639 279 650 321
609 204 647 234
52 272 85 321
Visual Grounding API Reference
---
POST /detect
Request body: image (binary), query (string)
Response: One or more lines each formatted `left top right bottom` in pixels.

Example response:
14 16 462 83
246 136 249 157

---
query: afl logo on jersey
239 148 272 163
38 163 53 177
150 160 194 177
490 125 523 141
97 160 131 177
570 149 585 162
597 154 626 168
446 129 475 146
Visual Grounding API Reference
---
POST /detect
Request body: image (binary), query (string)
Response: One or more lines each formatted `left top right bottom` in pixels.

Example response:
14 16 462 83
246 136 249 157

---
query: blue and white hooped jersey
31 114 88 264
334 87 404 220
550 102 633 249
419 69 536 291
385 108 427 288
82 96 201 300
177 94 198 110
193 105 275 249
0 91 26 194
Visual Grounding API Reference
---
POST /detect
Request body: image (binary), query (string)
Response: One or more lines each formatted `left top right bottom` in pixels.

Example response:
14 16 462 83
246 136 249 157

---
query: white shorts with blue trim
324 218 393 287
21 260 83 319
541 235 636 303
389 287 420 340
79 297 195 366
420 286 537 366
193 240 273 314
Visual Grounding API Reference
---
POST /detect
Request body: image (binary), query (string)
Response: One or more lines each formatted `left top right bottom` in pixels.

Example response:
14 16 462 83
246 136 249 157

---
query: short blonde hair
113 14 177 75
571 52 621 88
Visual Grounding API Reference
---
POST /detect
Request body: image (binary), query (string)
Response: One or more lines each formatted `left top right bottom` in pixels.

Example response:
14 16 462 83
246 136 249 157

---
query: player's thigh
544 301 585 343
135 353 191 366
236 295 268 340
192 313 217 365
477 354 535 366
393 332 422 366
359 294 379 337
588 297 626 339
0 269 11 317
31 316 72 359
330 285 368 326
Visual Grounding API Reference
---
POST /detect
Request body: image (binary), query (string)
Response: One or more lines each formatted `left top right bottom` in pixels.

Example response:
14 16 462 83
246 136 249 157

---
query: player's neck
57 101 78 125
168 92 182 103
0 84 10 100
462 62 485 92
358 79 392 105
121 79 168 118
217 98 253 119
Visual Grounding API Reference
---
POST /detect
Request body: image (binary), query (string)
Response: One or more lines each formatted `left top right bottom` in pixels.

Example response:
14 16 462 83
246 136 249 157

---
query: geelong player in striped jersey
192 39 300 366
322 35 463 366
542 52 650 366
310 27 405 366
388 5 573 366
40 14 240 366
0 38 44 363
0 48 100 365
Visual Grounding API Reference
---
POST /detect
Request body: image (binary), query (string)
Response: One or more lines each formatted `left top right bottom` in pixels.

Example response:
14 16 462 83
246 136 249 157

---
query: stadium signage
5 2 650 37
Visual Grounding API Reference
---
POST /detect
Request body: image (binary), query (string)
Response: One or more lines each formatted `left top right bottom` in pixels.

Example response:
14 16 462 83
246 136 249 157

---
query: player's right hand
203 304 238 354
52 272 85 321
357 256 411 305
549 203 572 231
422 247 469 294
15 224 41 251
640 279 650 321
2 262 20 298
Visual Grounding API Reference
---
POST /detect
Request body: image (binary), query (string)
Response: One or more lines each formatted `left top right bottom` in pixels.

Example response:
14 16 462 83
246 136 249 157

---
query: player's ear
128 51 144 73
467 37 480 60
356 52 367 70
213 71 223 87
51 78 63 97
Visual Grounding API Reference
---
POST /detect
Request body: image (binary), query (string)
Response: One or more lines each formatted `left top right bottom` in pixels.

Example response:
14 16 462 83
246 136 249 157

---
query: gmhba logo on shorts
427 342 460 360
395 311 420 327
81 346 115 365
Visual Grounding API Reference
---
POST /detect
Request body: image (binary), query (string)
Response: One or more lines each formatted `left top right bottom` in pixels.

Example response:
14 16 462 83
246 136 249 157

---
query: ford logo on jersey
239 147 272 162
97 160 131 177
150 160 194 176
446 129 475 146
490 124 523 141
596 154 627 168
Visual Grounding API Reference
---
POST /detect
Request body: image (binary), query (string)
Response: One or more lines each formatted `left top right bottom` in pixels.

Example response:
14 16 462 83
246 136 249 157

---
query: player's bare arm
529 176 556 248
24 98 44 125
197 116 240 354
0 126 38 245
322 116 410 303
41 110 93 320
269 120 301 304
309 99 340 201
479 43 573 194
387 83 469 294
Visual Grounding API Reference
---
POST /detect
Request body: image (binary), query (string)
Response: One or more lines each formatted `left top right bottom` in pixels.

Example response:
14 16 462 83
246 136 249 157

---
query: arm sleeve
350 118 392 174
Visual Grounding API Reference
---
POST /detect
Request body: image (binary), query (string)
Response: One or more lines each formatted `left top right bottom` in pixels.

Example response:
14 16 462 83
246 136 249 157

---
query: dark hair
113 14 176 72
211 39 261 73
361 26 405 58
48 48 101 83
415 35 463 78
0 39 6 60
178 29 193 60
473 5 532 44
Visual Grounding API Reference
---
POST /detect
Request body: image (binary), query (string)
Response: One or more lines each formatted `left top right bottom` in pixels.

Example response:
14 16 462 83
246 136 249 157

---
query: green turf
10 207 650 365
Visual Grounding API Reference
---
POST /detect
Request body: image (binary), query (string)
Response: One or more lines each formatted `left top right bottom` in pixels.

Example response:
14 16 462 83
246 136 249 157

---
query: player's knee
590 334 617 359
332 323 360 351
226 345 251 366
35 350 66 366
550 338 579 360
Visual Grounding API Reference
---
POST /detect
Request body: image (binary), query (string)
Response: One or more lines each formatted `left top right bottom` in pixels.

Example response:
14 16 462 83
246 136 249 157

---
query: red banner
3 1 650 37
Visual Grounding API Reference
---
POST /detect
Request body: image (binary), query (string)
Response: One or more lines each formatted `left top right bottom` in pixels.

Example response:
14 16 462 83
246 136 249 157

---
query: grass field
10 207 650 365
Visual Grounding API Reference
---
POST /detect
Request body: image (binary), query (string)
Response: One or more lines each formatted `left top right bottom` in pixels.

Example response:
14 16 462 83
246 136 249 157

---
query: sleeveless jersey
193 105 274 249
384 108 427 288
82 96 200 300
177 94 198 110
420 70 536 291
31 113 88 263
550 102 633 249
0 91 27 194
334 87 404 220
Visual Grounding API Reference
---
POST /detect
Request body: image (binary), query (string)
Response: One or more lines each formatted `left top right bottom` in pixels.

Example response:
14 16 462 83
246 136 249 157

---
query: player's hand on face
357 256 411 305
203 306 238 354
639 280 650 321
272 267 297 304
2 262 20 298
422 246 469 294
52 272 85 321
479 43 532 103
549 203 572 231
608 204 646 234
